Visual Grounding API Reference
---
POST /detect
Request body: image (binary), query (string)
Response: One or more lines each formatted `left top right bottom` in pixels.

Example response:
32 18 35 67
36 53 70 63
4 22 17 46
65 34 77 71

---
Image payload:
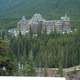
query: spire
61 13 70 21
21 16 26 21
65 13 67 17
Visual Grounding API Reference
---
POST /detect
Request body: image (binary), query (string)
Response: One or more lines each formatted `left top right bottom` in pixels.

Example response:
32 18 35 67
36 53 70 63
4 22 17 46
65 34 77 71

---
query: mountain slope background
0 0 80 29
0 0 80 19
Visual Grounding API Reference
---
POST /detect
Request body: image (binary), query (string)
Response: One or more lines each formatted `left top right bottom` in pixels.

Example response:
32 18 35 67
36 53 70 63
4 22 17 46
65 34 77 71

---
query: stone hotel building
17 13 71 34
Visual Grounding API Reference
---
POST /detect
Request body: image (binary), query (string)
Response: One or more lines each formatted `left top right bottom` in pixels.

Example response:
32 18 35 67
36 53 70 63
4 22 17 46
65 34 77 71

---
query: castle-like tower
17 16 29 34
60 14 71 32
29 13 45 33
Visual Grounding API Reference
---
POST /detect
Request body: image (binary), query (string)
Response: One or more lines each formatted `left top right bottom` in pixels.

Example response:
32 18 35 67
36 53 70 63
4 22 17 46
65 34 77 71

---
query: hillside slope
0 0 80 19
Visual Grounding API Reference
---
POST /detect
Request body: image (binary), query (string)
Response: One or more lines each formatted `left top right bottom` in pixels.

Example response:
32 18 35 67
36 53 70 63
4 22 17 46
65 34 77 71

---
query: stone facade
17 13 71 34
17 16 29 34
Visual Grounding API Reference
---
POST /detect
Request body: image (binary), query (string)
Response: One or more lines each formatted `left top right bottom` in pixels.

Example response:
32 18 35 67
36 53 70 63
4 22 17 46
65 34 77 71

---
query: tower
60 14 71 32
17 16 29 35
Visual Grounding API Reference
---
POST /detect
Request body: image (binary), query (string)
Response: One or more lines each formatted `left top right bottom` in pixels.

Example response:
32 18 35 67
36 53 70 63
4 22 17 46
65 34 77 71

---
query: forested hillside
0 0 80 19
0 29 80 76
